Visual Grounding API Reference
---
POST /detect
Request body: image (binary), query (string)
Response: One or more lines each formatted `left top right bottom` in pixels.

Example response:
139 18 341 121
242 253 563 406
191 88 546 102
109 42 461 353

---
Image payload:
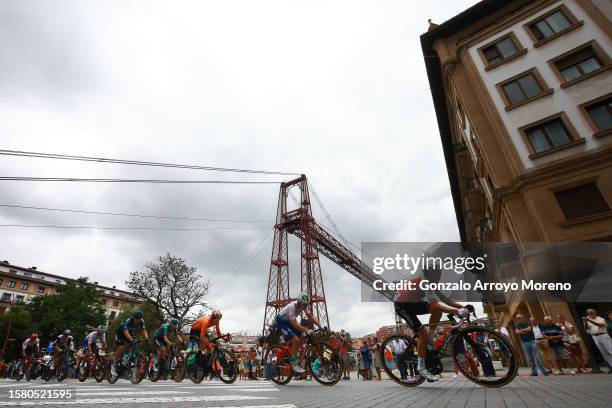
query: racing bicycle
107 339 147 384
185 335 237 384
381 311 518 388
148 341 186 382
264 328 343 386
77 348 108 382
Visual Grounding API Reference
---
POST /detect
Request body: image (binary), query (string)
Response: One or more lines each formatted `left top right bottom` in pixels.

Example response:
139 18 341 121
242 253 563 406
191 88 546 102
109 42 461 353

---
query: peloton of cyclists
275 291 323 374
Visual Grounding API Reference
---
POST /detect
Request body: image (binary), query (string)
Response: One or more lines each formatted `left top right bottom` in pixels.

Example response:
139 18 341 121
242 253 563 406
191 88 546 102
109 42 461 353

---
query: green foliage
26 277 106 346
0 307 35 361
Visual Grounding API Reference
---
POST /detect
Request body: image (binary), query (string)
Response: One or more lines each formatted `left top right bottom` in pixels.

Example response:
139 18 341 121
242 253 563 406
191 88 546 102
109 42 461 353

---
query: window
550 42 610 86
497 69 551 109
112 300 119 307
530 11 571 40
20 283 29 290
525 118 571 153
37 286 45 294
8 280 15 288
101 299 107 305
1 293 11 301
581 94 612 136
555 183 610 220
0 279 3 286
481 35 519 66
519 114 583 158
109 311 117 320
16 295 24 303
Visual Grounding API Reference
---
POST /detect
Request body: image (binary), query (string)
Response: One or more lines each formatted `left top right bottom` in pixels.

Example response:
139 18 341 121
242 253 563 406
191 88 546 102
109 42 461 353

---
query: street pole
0 318 11 361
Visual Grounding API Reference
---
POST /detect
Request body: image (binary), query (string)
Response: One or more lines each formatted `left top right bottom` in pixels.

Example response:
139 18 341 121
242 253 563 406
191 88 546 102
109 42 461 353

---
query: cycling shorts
276 316 300 340
115 332 128 346
154 337 166 349
394 302 430 331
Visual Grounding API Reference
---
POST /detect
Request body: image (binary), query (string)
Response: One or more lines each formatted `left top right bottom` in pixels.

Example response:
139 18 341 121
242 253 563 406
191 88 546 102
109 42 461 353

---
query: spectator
360 340 371 380
530 317 554 374
514 314 548 376
556 314 585 374
494 320 509 337
255 340 263 379
607 312 612 337
540 316 569 375
248 347 257 380
582 308 612 373
338 333 351 380
370 337 382 381
389 336 408 381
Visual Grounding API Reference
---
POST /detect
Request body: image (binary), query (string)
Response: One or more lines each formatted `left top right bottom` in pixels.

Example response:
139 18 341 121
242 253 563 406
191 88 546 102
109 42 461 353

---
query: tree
126 253 209 329
27 277 107 345
0 306 34 361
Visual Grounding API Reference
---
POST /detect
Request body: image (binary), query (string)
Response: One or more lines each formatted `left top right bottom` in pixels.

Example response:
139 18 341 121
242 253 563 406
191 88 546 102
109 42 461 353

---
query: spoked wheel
40 362 51 382
148 354 162 382
56 359 68 382
107 359 120 384
94 357 107 382
172 355 186 382
185 351 206 384
380 334 425 387
307 341 342 386
128 352 147 384
78 359 90 382
451 327 518 388
264 345 293 385
213 348 238 384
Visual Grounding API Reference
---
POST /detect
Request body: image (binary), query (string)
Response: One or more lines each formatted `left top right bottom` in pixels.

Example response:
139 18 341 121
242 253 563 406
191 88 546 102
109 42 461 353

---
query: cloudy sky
0 0 478 336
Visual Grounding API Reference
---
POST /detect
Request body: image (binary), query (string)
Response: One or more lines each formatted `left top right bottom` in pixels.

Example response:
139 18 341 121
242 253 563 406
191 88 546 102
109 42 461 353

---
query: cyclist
393 266 472 382
111 310 149 375
153 319 182 361
21 334 40 374
52 330 75 370
83 326 107 356
189 310 225 352
275 291 322 374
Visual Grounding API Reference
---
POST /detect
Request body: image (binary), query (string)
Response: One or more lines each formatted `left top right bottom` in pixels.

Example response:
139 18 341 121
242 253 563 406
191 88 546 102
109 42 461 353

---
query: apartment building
422 0 611 363
0 260 140 321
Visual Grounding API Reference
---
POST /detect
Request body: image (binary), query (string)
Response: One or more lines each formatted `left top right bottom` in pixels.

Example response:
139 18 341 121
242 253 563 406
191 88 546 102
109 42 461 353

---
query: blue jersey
153 323 171 339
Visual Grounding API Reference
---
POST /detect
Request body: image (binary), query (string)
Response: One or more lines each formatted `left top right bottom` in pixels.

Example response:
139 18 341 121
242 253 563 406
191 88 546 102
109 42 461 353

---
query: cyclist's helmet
211 309 222 319
297 291 311 305
30 333 38 340
64 329 71 336
132 310 144 319
169 319 179 327
97 325 105 332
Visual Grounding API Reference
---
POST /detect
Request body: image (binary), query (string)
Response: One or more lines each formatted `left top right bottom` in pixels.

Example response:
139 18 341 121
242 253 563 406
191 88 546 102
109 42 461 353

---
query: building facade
422 0 611 363
0 260 140 321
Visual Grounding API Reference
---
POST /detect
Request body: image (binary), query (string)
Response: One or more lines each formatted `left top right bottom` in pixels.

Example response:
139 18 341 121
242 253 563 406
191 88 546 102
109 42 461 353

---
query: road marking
77 390 191 396
0 395 273 405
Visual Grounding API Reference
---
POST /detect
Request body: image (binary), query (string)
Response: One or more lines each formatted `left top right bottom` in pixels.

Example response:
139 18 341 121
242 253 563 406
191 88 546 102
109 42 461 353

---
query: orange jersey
191 316 221 338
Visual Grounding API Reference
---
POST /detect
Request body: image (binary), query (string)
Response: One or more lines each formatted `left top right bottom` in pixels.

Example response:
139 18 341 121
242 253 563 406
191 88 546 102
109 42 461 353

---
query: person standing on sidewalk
339 333 351 380
583 308 612 373
540 316 569 375
370 337 382 381
530 317 554 374
556 314 585 374
515 314 548 376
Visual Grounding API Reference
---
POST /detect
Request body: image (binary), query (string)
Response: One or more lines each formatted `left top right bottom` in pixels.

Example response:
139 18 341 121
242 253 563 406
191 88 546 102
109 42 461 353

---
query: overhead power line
0 224 269 231
0 204 272 223
0 149 300 176
0 177 279 184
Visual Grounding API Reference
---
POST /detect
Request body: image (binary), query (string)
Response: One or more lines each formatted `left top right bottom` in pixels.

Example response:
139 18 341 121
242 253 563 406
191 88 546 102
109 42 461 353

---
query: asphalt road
0 373 611 408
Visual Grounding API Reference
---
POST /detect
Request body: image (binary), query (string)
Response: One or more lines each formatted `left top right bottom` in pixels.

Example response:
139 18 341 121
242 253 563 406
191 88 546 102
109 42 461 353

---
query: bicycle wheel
214 348 238 384
380 334 425 387
451 327 518 388
56 359 67 382
185 351 206 384
172 356 186 382
148 354 161 382
128 352 146 384
78 359 89 382
107 359 120 384
307 341 342 386
263 345 293 385
40 362 51 382
94 357 107 382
